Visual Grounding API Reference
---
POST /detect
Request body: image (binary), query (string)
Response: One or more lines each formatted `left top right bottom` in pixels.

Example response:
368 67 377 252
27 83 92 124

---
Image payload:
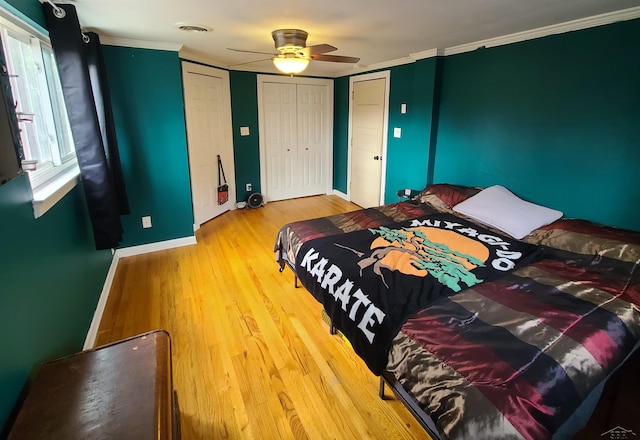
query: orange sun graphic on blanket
369 227 490 279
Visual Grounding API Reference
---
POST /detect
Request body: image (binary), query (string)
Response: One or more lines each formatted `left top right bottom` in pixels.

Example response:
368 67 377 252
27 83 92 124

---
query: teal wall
0 0 112 430
5 0 44 28
433 20 640 231
333 76 349 193
384 59 439 203
0 178 112 429
333 19 640 231
0 177 112 429
102 47 194 247
229 71 261 201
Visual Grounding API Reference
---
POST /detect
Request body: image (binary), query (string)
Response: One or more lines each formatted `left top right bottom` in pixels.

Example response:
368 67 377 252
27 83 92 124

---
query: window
0 10 78 217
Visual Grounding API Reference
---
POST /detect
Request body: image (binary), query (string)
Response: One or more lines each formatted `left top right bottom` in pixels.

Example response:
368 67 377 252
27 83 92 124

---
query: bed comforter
274 184 640 439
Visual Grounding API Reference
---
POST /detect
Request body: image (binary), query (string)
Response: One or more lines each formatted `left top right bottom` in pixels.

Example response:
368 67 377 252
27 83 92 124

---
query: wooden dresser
6 330 180 440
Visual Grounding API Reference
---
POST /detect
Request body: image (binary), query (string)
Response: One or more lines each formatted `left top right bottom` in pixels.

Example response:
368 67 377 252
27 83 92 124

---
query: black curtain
43 3 129 250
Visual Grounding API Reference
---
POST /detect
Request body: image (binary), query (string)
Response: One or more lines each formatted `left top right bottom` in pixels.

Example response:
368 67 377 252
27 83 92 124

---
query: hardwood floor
96 195 429 440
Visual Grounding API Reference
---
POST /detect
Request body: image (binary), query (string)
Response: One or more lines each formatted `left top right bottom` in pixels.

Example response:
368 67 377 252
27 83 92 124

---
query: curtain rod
43 0 66 19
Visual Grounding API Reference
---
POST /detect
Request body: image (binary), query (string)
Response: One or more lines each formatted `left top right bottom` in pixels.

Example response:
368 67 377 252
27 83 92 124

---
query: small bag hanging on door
217 155 229 205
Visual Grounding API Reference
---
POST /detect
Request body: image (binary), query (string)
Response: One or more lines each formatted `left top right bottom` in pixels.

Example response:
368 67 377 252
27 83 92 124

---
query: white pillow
452 185 563 239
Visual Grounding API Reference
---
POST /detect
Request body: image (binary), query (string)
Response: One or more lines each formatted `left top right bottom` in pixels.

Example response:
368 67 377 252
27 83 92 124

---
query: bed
274 184 640 440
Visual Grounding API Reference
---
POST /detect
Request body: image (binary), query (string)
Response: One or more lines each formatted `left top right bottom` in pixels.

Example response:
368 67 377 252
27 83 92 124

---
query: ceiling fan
228 29 360 75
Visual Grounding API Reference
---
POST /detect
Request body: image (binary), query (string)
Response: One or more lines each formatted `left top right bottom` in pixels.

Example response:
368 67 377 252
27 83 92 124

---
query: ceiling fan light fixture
272 29 308 50
272 54 309 74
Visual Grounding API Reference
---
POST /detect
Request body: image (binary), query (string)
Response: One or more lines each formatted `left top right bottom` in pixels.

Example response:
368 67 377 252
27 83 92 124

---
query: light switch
393 127 402 138
240 126 250 136
401 103 407 114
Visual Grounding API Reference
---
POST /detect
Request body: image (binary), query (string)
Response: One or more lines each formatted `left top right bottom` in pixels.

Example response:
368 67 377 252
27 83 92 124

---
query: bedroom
0 0 639 438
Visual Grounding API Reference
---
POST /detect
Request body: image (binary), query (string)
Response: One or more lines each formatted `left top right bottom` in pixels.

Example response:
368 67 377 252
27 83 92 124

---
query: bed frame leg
330 323 337 335
379 377 386 399
294 275 299 288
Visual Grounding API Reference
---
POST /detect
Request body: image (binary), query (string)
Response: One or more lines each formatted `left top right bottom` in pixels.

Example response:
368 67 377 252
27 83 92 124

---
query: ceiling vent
174 23 212 33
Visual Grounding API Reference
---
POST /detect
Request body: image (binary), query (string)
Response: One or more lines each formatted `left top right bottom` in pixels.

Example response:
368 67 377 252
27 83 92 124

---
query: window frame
0 6 79 218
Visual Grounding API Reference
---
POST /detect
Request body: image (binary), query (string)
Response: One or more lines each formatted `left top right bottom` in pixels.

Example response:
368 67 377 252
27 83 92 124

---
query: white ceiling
71 0 640 77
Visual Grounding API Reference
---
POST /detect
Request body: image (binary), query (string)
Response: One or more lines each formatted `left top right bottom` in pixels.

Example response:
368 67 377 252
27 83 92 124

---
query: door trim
182 61 235 230
347 71 391 206
257 74 334 203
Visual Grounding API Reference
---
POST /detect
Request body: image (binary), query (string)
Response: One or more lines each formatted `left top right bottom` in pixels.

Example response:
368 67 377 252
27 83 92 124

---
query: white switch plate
142 216 152 229
393 127 402 138
401 103 407 114
240 126 250 136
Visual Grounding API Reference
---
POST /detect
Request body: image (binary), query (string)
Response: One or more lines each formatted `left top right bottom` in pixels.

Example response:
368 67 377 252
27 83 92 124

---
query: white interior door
182 62 235 229
258 75 333 203
349 73 390 208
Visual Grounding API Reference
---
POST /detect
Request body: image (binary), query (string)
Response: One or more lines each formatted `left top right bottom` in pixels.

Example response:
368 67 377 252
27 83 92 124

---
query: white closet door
264 82 298 201
297 84 326 197
258 75 333 203
182 63 235 228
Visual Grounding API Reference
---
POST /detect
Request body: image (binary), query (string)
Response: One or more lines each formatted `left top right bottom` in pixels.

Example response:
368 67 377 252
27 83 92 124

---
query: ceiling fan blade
227 48 275 56
304 44 337 55
228 58 272 67
311 54 360 63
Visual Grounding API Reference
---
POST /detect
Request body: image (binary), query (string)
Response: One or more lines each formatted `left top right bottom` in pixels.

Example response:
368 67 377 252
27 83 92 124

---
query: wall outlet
246 183 252 192
142 216 152 229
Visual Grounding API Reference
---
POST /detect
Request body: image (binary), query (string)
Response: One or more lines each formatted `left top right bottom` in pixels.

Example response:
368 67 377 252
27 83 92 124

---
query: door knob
373 155 380 160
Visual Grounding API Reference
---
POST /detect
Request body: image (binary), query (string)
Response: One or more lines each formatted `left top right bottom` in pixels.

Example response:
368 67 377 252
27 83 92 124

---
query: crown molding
444 6 640 56
335 56 413 77
100 36 182 52
335 48 443 78
409 48 442 60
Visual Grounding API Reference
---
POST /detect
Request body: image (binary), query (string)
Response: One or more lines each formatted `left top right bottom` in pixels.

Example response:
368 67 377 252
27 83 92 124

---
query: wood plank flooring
96 195 429 440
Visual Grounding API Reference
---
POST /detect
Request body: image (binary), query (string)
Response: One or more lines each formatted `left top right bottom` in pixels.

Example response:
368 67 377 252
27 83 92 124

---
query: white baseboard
332 189 350 201
83 235 197 349
83 252 120 349
115 236 197 258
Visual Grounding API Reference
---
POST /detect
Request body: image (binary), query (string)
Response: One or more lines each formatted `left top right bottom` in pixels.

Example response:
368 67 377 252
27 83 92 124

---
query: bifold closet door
263 82 328 201
264 82 297 201
296 84 326 197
